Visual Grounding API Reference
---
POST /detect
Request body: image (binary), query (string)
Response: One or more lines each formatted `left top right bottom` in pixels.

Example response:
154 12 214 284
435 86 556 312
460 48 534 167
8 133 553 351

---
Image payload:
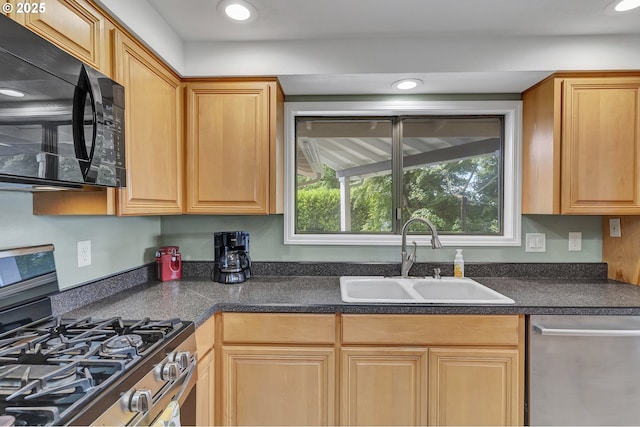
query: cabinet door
185 82 271 214
113 30 183 215
196 316 216 426
341 347 428 426
16 0 107 73
562 77 640 214
196 349 215 426
428 348 520 426
222 346 335 426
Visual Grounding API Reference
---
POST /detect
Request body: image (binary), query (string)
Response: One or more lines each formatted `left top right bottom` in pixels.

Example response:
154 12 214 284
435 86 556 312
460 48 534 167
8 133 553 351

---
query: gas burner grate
0 316 184 426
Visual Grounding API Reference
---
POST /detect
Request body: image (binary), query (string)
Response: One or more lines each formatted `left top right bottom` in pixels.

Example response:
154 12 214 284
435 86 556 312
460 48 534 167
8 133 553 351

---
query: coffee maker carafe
213 231 251 284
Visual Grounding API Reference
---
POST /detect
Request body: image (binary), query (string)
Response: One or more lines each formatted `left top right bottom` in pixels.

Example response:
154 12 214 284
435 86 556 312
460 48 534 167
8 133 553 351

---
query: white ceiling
100 0 640 95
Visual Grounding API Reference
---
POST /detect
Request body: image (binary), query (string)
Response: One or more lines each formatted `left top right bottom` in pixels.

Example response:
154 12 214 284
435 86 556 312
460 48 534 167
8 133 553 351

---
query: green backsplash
161 214 602 263
0 190 602 292
0 192 161 290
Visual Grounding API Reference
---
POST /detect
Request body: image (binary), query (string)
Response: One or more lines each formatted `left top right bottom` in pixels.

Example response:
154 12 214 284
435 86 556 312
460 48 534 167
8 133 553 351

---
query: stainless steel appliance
213 231 251 284
528 315 640 425
0 14 125 191
0 244 196 426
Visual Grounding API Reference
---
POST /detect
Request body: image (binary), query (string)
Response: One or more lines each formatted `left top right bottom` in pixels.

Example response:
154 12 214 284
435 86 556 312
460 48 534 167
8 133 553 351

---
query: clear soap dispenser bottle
454 249 464 278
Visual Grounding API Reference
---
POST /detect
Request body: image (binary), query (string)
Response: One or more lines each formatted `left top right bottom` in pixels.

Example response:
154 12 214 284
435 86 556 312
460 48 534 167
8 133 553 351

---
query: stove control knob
174 351 192 369
129 389 152 413
161 362 180 381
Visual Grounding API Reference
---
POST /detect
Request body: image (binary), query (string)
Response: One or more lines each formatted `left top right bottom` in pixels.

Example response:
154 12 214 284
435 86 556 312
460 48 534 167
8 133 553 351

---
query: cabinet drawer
222 313 336 344
342 314 521 346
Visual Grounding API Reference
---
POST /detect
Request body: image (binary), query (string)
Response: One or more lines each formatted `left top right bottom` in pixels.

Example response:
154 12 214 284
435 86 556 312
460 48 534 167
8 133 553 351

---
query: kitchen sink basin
340 276 515 304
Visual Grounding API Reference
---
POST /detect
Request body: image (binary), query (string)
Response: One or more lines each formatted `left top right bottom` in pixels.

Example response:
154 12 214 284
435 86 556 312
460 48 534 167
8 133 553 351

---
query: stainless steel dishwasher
528 315 640 425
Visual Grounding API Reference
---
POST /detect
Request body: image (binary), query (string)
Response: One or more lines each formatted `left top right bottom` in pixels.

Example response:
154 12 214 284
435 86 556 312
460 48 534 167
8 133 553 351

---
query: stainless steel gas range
0 245 197 426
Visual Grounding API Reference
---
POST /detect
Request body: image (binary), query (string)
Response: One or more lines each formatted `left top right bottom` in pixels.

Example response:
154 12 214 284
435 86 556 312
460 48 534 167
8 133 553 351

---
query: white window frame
284 100 522 246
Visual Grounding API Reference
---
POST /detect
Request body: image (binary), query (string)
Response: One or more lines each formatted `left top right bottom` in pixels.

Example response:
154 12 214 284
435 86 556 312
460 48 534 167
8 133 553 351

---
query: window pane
295 118 394 233
401 117 502 234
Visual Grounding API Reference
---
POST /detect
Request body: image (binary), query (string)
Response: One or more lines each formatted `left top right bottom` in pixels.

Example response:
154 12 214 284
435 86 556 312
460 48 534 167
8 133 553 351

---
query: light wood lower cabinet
195 315 216 426
340 314 524 426
428 348 519 426
220 313 336 426
196 349 215 426
221 346 336 426
198 313 523 426
341 347 428 426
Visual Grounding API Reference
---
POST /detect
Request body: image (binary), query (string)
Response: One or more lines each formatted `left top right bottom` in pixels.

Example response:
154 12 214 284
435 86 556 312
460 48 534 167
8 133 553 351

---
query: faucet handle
409 241 417 261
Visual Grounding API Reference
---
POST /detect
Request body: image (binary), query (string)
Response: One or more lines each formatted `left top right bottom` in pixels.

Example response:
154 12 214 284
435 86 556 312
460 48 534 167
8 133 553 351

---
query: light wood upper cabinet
14 0 108 74
113 30 183 215
522 73 640 214
185 80 284 215
2 1 17 20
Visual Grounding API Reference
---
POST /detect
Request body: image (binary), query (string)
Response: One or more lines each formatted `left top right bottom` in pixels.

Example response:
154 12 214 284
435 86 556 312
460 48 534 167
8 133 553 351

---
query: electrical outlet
525 233 546 252
568 232 582 251
609 218 621 238
77 240 91 267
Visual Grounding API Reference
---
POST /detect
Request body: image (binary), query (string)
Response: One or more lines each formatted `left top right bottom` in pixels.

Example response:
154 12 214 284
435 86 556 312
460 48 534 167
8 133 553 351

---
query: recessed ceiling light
217 0 257 22
607 0 640 12
0 88 25 97
392 79 423 90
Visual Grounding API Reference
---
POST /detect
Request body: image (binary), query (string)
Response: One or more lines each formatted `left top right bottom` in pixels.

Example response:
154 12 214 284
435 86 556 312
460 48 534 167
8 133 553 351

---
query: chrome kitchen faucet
400 217 442 277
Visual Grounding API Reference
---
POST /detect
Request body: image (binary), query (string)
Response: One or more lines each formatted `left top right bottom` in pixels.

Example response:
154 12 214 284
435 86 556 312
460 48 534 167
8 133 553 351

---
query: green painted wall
161 214 602 263
0 190 602 293
0 192 161 290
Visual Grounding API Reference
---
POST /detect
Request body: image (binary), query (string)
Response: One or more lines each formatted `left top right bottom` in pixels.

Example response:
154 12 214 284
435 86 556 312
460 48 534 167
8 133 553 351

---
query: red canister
155 246 182 281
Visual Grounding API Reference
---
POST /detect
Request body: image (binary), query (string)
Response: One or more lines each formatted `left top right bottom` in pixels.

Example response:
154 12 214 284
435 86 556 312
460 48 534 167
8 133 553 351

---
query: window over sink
284 100 522 246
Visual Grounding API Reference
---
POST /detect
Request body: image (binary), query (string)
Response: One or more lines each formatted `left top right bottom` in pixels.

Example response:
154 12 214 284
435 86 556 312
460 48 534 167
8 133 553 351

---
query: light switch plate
525 233 546 253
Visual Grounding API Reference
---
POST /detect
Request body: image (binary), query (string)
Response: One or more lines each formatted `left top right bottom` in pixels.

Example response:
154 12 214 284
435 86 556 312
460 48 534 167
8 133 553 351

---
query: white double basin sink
340 276 514 304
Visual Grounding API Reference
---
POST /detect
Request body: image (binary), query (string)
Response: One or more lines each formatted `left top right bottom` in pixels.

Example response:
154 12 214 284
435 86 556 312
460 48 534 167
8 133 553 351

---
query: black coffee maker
213 231 251 284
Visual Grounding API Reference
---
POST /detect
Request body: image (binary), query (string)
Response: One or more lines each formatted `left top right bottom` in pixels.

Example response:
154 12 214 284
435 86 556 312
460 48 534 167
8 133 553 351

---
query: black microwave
0 14 125 190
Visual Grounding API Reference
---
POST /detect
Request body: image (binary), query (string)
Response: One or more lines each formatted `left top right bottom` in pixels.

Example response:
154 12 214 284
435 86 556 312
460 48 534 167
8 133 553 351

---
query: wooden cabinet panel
113 30 183 215
522 77 561 214
17 0 106 73
222 313 335 345
342 314 520 346
222 346 335 426
195 316 216 426
185 80 283 214
2 1 17 20
196 348 215 426
562 78 640 213
341 347 428 426
428 348 520 426
522 72 640 215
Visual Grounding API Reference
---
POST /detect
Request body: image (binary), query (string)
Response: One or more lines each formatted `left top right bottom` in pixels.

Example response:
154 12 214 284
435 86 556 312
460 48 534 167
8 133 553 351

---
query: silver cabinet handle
533 325 640 337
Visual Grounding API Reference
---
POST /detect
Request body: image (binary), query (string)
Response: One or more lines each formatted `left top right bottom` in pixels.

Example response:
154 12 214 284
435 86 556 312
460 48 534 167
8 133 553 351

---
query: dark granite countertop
61 274 640 327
